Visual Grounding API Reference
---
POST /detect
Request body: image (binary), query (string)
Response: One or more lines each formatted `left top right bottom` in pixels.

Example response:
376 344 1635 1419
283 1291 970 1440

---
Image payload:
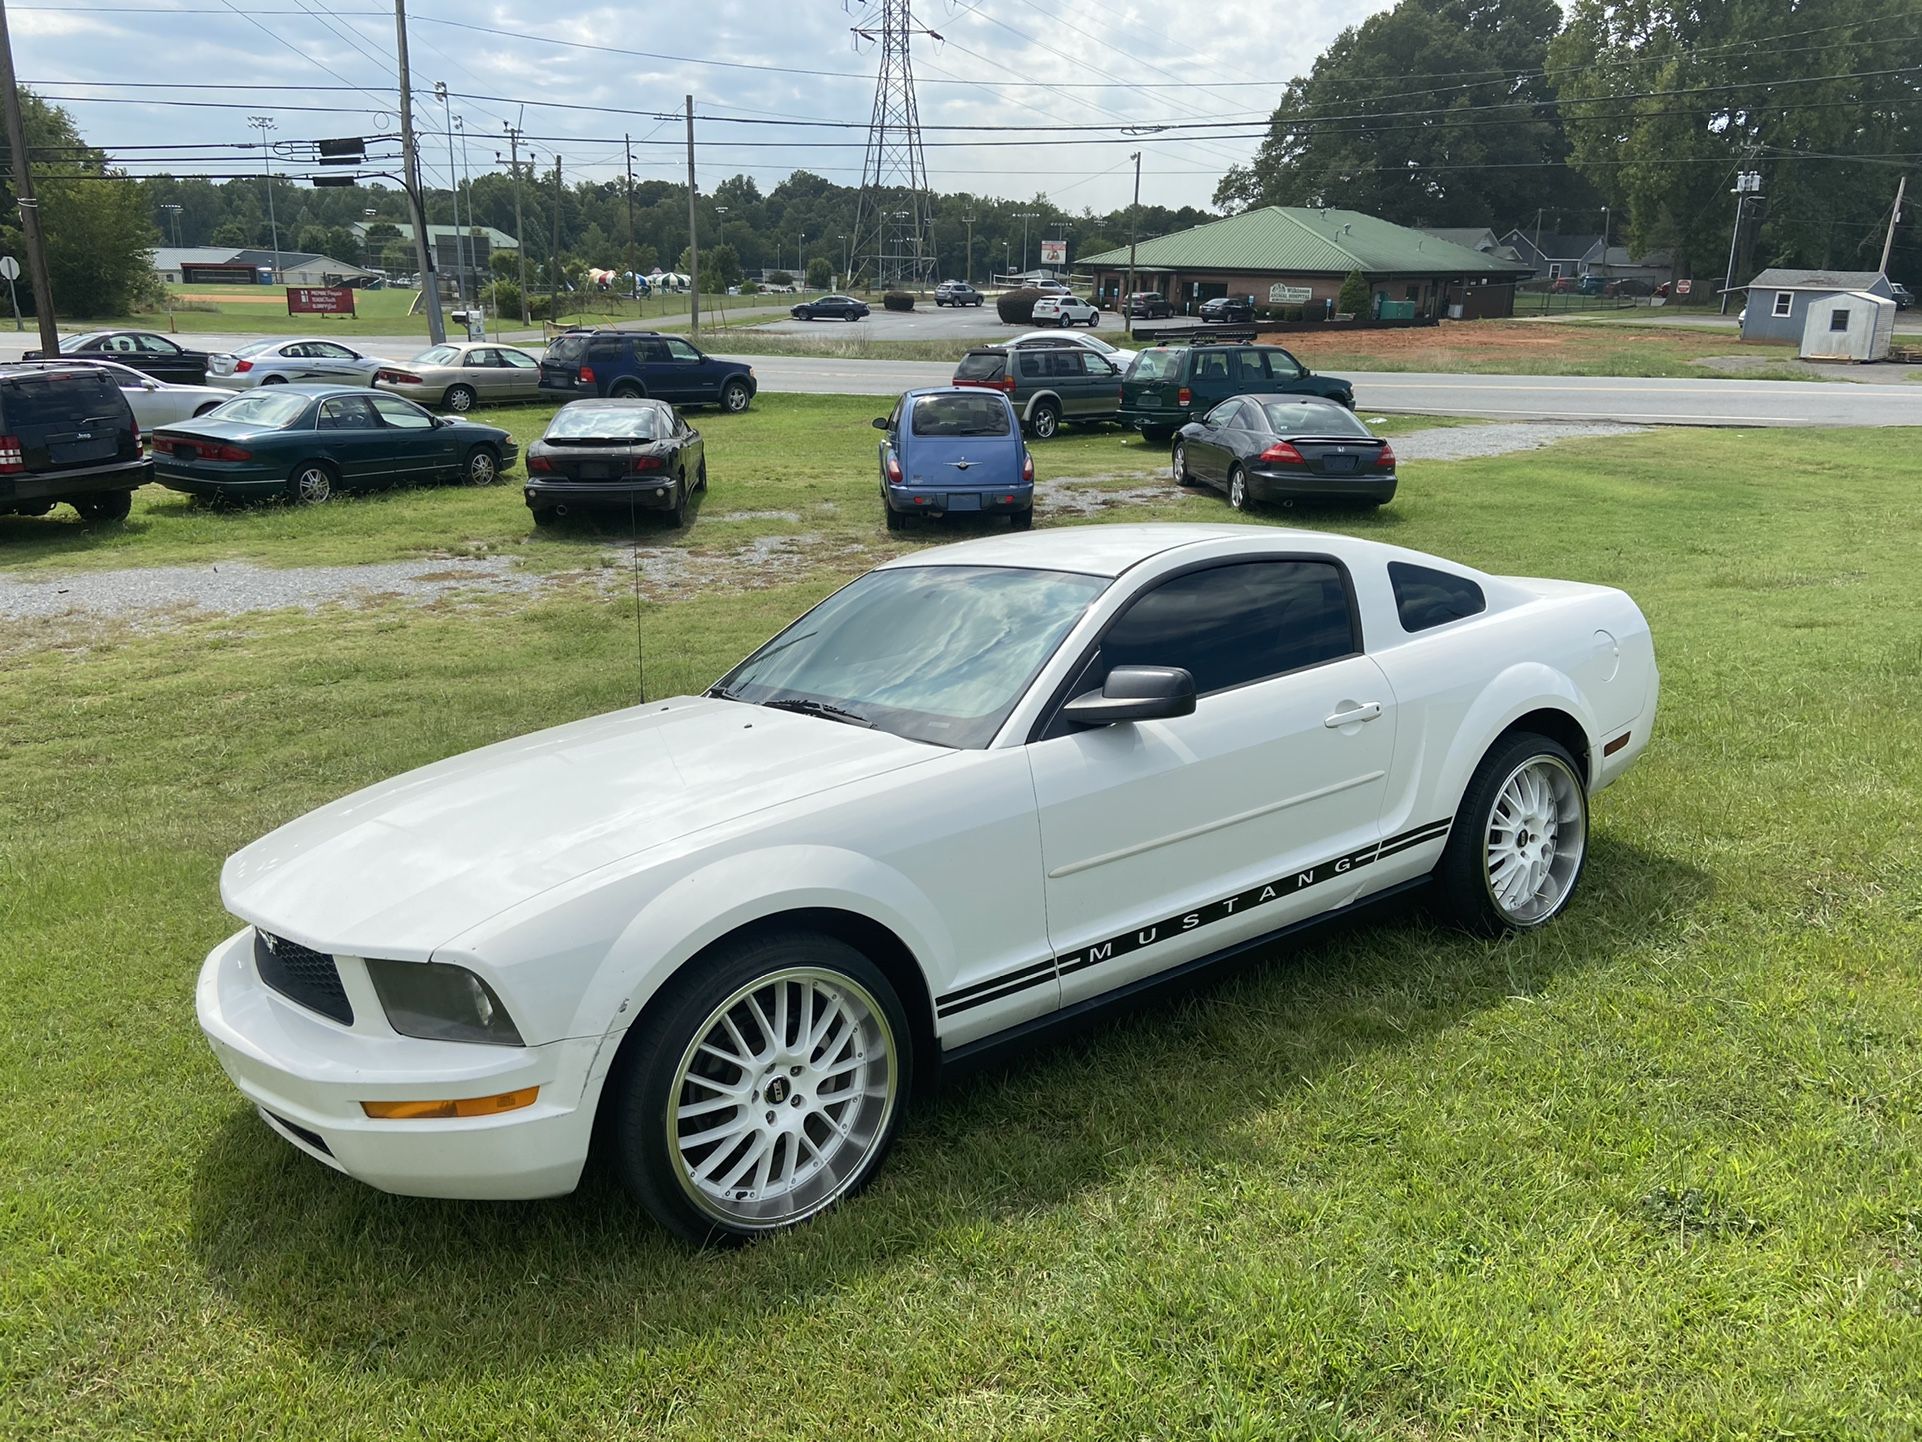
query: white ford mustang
198 524 1657 1242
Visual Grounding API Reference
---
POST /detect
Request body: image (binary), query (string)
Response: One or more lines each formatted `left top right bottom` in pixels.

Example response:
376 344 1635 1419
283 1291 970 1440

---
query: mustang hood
221 697 939 959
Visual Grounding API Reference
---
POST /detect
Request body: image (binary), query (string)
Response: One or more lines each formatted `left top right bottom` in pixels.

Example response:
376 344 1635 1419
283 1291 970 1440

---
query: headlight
364 959 524 1046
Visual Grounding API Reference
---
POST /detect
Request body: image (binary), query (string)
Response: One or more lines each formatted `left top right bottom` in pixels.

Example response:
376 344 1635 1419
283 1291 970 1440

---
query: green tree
211 221 249 248
806 255 832 289
701 243 742 291
0 93 158 316
1337 269 1371 316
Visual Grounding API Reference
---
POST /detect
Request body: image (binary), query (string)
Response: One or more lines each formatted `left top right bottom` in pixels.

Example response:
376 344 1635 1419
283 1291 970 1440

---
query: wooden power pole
392 0 445 343
549 153 562 322
1880 176 1907 277
0 0 61 355
505 116 528 324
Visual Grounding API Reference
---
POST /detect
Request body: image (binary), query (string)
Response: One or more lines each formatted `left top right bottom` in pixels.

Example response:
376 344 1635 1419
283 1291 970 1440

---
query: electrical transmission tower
848 2 939 290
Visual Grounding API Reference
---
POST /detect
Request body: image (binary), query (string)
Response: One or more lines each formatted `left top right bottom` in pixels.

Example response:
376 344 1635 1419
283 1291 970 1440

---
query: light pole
1015 211 1038 277
159 202 182 248
797 232 805 283
455 113 475 323
247 115 281 283
838 233 848 287
432 83 463 306
962 213 975 284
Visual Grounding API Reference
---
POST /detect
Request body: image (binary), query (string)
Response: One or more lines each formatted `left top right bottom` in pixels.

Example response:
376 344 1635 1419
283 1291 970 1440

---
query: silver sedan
372 342 544 413
207 337 383 390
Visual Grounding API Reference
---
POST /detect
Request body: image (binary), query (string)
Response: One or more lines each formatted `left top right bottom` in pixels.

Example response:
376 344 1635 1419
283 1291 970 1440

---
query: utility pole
549 152 562 323
248 116 282 282
1721 169 1762 317
456 113 475 327
503 118 528 324
962 213 975 284
1124 151 1141 337
685 94 700 335
1016 211 1039 277
623 131 636 299
0 0 57 354
432 84 462 307
1879 175 1907 276
393 0 444 343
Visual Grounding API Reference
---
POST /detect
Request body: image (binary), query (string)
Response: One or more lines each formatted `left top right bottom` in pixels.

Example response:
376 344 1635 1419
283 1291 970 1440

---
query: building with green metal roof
1077 206 1535 320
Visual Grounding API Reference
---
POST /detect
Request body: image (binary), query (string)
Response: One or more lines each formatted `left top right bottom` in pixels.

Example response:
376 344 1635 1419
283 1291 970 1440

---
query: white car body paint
1030 296 1100 327
1008 330 1138 368
198 523 1657 1200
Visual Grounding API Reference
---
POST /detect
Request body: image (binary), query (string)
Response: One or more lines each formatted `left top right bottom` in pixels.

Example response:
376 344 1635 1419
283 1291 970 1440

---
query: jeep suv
1119 342 1353 443
934 281 984 307
952 343 1123 440
537 330 756 412
0 364 149 521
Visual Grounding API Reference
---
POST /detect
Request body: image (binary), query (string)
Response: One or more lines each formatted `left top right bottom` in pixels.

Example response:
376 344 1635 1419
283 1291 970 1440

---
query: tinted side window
661 339 702 361
586 338 624 360
1389 562 1486 633
1100 561 1357 695
1232 350 1270 383
1017 352 1045 379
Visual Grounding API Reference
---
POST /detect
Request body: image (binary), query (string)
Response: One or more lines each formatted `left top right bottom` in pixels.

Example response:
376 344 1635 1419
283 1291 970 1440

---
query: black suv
1199 295 1256 323
0 364 149 521
538 330 756 412
1123 292 1173 319
1119 342 1353 443
934 281 984 307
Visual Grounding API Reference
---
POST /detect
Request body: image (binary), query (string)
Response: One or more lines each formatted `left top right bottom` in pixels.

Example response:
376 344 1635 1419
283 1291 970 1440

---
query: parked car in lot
1032 295 1101 327
1174 396 1395 510
524 398 706 528
0 363 149 522
538 329 756 412
790 294 870 322
1889 281 1914 310
1124 292 1173 319
195 521 1657 1242
1198 295 1256 324
1031 279 1071 296
934 280 984 307
1009 329 1137 369
8 358 228 433
875 386 1033 529
1120 342 1354 443
24 330 212 386
374 342 544 412
954 342 1123 440
152 386 516 504
208 338 383 390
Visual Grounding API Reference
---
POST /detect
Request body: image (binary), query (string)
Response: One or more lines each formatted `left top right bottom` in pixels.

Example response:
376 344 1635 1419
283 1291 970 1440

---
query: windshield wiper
758 697 877 729
706 683 745 702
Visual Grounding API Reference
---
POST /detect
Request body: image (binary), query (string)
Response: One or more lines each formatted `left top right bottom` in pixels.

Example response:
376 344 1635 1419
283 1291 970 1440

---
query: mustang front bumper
196 928 612 1200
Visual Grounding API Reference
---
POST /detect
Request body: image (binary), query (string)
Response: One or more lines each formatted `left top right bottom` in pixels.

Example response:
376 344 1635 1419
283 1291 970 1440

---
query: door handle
1324 701 1382 728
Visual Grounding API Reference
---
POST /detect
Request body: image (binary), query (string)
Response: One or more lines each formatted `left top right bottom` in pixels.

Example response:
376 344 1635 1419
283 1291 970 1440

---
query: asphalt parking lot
753 299 1092 340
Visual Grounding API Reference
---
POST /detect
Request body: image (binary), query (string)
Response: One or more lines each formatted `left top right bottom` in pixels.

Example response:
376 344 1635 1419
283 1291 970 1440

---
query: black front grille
253 929 354 1025
262 1109 333 1156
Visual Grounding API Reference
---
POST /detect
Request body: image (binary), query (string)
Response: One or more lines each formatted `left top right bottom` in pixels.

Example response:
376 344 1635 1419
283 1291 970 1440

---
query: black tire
444 383 477 414
260 375 286 386
1009 507 1034 531
606 929 913 1245
720 379 751 414
1141 425 1174 446
286 461 336 504
696 458 708 493
1172 439 1195 486
669 477 688 527
193 401 220 417
530 505 559 527
1028 401 1061 440
885 505 907 532
1227 464 1251 511
72 489 132 523
609 380 644 399
463 445 500 487
1435 731 1590 937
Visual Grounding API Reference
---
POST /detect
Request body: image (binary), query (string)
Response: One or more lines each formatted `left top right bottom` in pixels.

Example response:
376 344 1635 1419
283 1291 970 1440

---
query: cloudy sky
11 0 1396 213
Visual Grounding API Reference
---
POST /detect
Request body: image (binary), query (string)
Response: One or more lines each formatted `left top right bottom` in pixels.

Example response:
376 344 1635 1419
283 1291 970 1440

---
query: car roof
900 385 1010 400
255 384 377 397
559 395 671 409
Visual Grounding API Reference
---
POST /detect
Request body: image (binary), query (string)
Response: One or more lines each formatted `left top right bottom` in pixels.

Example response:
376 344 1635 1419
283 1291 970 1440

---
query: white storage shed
1799 289 1896 362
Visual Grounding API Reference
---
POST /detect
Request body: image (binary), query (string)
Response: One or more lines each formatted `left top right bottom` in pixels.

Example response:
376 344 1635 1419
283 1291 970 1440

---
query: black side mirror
872 416 888 430
1060 666 1196 726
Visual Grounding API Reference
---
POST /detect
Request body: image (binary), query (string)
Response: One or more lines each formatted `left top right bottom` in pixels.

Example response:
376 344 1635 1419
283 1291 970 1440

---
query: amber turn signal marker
361 1086 539 1120
1602 730 1632 757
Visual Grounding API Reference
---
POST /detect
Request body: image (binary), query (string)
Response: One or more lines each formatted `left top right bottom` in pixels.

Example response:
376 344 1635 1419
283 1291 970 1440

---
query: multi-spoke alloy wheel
1483 755 1585 924
1437 732 1589 935
668 969 897 1229
610 932 911 1243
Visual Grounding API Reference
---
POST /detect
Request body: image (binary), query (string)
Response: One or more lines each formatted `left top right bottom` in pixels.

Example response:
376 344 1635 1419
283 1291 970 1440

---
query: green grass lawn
4 412 1922 1438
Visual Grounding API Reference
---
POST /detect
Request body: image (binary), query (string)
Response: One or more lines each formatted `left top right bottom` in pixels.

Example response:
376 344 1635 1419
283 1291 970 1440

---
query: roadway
721 353 1922 427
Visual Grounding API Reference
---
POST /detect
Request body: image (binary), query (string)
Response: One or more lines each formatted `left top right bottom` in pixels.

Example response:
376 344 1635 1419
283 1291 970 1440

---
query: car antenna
629 490 648 703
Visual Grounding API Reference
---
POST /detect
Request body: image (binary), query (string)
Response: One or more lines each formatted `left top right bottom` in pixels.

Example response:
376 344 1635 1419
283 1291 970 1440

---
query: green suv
1120 342 1353 444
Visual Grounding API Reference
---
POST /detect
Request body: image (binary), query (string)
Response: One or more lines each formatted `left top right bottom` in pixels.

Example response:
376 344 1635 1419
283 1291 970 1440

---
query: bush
883 291 914 311
1337 269 1371 318
485 280 522 317
768 270 794 288
806 256 832 290
738 280 760 294
1283 305 1305 323
996 287 1042 324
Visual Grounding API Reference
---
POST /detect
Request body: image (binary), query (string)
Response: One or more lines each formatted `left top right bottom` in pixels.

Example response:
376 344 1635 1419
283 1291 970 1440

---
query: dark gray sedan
1172 396 1396 510
524 397 706 528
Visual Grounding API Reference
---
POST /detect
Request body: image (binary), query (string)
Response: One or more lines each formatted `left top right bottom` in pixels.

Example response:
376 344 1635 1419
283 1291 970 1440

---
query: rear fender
1021 389 1065 419
1425 663 1598 822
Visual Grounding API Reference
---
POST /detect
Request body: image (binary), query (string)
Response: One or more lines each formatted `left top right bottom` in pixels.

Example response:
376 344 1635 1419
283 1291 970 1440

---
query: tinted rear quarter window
955 353 1005 382
1100 560 1357 695
1389 561 1486 632
547 336 587 363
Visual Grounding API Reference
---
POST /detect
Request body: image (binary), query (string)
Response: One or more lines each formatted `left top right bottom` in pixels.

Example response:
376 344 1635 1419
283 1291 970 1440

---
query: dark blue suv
538 329 757 412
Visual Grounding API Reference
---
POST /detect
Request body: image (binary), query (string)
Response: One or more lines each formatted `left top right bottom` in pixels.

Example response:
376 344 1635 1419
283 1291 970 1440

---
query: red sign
286 286 356 316
1675 279 1693 295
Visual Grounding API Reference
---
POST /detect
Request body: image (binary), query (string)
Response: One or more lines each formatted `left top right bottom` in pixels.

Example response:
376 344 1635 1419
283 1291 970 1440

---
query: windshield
716 565 1108 748
1081 336 1118 354
910 393 1011 437
208 391 311 427
546 404 664 440
413 345 459 366
1129 349 1180 382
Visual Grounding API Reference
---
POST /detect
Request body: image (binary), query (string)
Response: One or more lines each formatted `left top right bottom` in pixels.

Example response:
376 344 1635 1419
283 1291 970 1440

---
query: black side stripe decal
936 817 1452 1018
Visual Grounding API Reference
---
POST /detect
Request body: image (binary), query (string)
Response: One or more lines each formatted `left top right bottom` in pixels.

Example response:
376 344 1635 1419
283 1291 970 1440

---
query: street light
247 115 281 283
431 83 465 306
1014 211 1039 277
159 202 182 249
962 213 976 284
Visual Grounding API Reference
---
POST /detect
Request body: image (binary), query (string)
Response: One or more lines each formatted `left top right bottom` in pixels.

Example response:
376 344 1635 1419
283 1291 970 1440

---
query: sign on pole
0 254 20 331
286 285 357 317
1675 278 1693 296
1039 239 1067 266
